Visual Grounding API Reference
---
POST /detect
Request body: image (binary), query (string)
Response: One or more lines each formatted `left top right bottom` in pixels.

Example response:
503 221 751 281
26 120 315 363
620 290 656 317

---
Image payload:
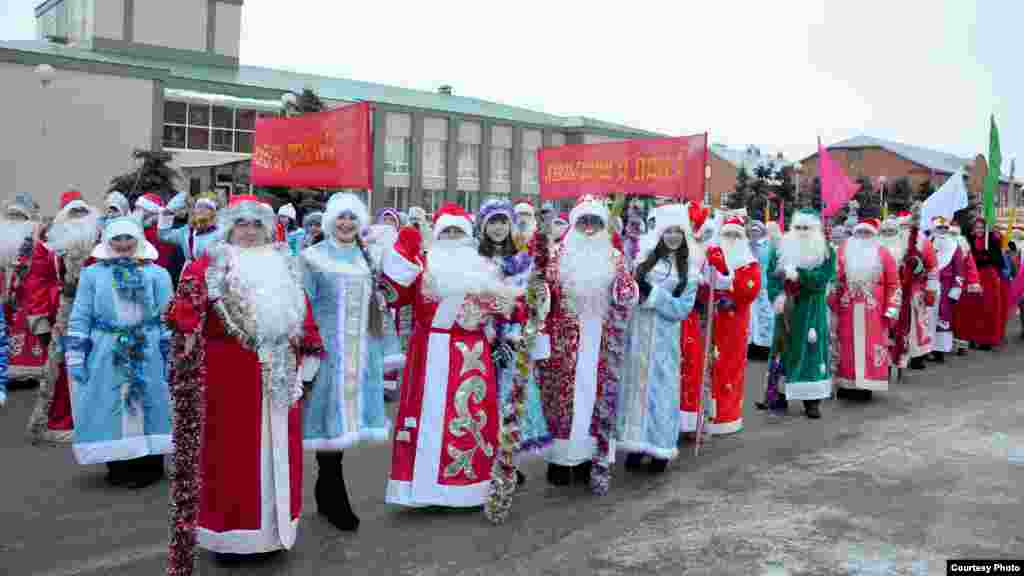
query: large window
457 143 480 180
385 137 412 174
163 101 265 153
490 147 512 182
422 140 447 178
523 152 539 184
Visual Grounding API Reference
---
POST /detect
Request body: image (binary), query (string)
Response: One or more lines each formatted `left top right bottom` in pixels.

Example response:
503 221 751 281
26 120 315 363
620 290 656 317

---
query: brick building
796 135 1015 210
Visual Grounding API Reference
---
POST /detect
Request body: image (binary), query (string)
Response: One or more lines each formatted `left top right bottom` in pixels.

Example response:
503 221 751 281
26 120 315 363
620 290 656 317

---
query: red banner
251 102 372 188
539 133 707 201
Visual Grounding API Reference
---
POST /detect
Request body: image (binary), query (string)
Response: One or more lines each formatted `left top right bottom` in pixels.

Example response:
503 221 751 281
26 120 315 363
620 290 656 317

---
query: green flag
984 114 1001 225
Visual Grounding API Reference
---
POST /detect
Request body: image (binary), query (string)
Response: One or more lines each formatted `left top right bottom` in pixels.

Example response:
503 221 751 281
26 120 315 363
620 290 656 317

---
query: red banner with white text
539 133 707 201
251 102 372 188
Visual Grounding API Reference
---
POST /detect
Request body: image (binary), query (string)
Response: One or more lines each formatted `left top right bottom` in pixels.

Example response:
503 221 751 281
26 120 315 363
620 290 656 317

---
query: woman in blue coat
66 216 173 488
300 193 391 531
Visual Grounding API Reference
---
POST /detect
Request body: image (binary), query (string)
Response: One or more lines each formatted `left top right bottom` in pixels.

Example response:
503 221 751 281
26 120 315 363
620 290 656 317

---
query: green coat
767 246 835 400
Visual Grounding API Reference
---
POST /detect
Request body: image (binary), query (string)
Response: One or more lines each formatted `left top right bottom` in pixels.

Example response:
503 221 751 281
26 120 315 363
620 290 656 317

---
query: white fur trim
303 427 390 451
382 247 421 287
135 196 163 213
853 222 878 235
617 442 678 460
323 193 369 230
101 216 144 243
514 203 535 215
385 478 492 508
432 213 473 240
569 198 610 228
707 418 743 435
72 434 171 465
90 239 160 261
278 204 296 220
197 519 300 555
56 199 89 221
382 353 406 373
679 410 699 433
783 379 832 400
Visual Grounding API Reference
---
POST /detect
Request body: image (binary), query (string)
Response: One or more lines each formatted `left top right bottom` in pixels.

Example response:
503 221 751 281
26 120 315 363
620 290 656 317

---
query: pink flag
818 140 861 218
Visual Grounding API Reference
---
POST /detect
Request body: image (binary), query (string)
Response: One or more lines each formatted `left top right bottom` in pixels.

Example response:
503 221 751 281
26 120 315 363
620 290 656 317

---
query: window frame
162 100 261 153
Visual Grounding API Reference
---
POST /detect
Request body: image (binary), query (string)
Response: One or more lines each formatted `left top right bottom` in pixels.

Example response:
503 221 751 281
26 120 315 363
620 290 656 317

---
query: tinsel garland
589 259 633 495
165 273 208 576
6 236 34 317
484 223 549 524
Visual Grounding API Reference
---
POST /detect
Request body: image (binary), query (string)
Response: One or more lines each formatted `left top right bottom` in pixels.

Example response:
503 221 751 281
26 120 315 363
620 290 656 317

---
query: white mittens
773 295 786 315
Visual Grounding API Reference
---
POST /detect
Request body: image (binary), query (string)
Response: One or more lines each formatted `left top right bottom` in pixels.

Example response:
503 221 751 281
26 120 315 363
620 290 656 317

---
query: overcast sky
1 0 1019 171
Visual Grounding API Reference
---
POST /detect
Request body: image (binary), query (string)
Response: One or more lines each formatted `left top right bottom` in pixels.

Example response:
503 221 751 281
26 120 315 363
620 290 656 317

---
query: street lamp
36 64 55 137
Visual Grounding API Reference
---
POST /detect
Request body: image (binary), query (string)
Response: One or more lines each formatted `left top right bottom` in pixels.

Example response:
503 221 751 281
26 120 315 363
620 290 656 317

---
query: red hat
135 193 165 213
432 202 474 240
229 194 260 208
554 212 569 224
720 214 746 235
688 202 710 235
853 217 880 234
60 190 83 209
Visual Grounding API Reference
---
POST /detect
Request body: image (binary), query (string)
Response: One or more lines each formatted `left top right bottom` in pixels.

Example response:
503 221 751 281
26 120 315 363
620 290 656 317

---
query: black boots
315 451 359 532
803 400 821 419
930 351 945 363
909 357 926 370
546 463 571 486
572 461 592 485
624 452 645 470
107 456 164 488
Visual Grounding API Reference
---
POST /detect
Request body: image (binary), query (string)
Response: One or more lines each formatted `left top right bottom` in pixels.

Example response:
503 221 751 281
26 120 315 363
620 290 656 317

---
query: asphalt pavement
2 336 1022 575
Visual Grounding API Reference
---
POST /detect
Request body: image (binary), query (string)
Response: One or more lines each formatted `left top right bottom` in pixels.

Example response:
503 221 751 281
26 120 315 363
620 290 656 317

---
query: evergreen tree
109 149 183 205
916 179 936 203
726 166 751 210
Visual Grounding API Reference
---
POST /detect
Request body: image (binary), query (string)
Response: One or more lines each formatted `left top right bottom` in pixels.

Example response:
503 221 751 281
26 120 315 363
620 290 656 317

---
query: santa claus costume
166 195 323 572
706 215 762 433
618 203 698 472
134 193 176 271
104 191 130 221
2 193 47 383
537 195 639 494
766 209 835 419
66 216 173 487
927 217 965 360
381 203 523 508
829 218 900 398
301 193 391 532
879 213 938 370
959 219 1006 349
25 191 101 444
679 202 711 436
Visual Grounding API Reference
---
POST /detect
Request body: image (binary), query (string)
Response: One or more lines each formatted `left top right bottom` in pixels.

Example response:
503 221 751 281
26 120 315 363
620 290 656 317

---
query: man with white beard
25 191 101 444
537 194 639 494
829 218 900 400
1 193 46 385
878 211 937 371
765 209 835 419
927 217 965 362
166 195 324 569
379 202 525 508
704 215 761 433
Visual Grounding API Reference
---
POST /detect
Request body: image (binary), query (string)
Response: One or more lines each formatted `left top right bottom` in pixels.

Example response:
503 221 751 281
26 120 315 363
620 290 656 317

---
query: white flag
920 169 969 231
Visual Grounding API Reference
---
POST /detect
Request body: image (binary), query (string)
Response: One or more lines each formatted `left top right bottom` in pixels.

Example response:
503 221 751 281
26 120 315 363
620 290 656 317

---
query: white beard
226 245 306 342
779 230 827 270
879 234 907 263
720 235 755 272
933 235 957 268
560 229 616 318
47 211 100 257
844 236 882 285
0 219 34 267
425 238 506 299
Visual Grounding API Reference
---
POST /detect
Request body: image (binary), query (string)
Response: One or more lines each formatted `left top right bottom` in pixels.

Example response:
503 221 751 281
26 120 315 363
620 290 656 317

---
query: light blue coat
286 228 306 257
158 224 222 263
300 241 391 450
749 239 775 347
66 261 173 465
617 259 698 460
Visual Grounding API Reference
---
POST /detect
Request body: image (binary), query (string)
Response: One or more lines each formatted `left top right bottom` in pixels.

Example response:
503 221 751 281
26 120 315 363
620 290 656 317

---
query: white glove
948 287 962 301
807 328 817 344
158 212 175 230
885 307 899 320
531 333 551 360
773 295 786 315
0 390 6 407
784 265 798 281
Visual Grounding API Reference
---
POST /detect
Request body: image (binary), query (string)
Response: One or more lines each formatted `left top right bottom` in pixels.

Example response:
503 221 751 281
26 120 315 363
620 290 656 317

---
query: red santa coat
829 243 900 390
707 262 761 434
953 246 982 347
2 234 47 381
890 235 937 367
144 224 175 271
166 252 322 558
959 231 1006 346
679 312 705 432
24 240 94 442
381 244 520 507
